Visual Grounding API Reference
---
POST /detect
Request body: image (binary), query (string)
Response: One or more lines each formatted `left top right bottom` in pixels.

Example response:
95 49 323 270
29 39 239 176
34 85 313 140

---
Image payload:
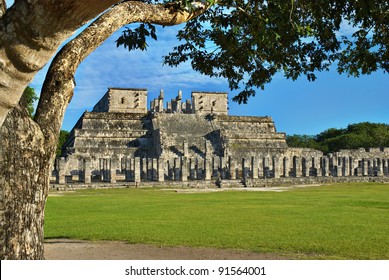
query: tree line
286 122 389 154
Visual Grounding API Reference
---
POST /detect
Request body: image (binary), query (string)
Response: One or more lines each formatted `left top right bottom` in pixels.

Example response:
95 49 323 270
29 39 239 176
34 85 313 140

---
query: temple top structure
92 88 228 115
92 88 148 114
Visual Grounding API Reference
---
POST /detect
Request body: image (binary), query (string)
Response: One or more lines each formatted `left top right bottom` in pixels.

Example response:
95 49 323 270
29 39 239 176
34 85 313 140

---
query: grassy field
44 183 389 259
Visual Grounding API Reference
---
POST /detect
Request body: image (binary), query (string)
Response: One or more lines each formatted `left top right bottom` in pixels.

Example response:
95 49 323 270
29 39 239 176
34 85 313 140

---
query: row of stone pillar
55 156 389 184
333 157 389 177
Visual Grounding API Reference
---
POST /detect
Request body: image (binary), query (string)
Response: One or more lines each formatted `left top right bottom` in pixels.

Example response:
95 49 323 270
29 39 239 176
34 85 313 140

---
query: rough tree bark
0 1 212 259
0 0 6 17
0 102 47 259
0 0 122 127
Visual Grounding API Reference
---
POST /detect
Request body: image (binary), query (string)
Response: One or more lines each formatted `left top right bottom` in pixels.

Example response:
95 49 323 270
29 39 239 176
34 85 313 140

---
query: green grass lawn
44 183 389 259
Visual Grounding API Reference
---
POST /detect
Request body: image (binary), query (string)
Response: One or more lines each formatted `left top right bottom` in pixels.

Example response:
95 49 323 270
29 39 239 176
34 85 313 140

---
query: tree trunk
0 106 50 259
0 1 212 260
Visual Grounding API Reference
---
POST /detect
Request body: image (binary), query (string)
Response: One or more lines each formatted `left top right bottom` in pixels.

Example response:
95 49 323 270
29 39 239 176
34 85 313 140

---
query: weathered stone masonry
53 88 389 188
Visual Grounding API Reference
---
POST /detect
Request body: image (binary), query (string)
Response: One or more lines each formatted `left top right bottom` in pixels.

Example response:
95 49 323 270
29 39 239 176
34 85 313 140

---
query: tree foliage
57 130 70 157
116 23 157 51
285 134 321 151
118 0 389 103
287 122 389 153
20 86 38 118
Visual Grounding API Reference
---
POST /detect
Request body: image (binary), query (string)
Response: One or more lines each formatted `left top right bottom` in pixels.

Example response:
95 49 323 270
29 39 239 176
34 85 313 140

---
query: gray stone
134 157 141 183
109 158 117 183
84 158 91 184
181 157 188 182
158 157 164 182
229 157 236 180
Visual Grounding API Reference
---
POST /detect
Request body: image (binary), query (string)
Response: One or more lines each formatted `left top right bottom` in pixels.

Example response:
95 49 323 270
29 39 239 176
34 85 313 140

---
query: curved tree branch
0 0 123 127
34 0 213 157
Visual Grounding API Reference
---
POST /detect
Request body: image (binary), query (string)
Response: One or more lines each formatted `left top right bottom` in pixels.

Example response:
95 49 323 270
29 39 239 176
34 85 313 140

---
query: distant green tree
56 130 70 157
371 125 389 148
286 134 320 150
315 128 345 142
323 133 368 151
287 122 389 153
20 86 38 118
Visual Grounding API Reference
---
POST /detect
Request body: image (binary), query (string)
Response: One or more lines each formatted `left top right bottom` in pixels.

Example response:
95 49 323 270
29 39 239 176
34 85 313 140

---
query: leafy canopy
117 0 389 103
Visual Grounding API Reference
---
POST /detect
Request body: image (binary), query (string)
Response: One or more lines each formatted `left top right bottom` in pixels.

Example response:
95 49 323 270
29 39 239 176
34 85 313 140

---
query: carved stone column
84 158 91 184
251 156 258 179
204 158 211 180
110 158 117 183
229 156 236 180
158 157 164 182
283 157 290 178
273 156 280 179
181 157 188 182
57 158 66 184
134 157 141 183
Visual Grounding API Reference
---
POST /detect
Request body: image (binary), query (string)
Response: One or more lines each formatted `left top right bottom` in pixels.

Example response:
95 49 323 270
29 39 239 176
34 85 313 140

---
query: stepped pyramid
61 87 288 178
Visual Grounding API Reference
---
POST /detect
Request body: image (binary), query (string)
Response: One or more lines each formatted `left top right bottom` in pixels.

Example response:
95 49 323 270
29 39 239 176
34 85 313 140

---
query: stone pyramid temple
53 88 389 187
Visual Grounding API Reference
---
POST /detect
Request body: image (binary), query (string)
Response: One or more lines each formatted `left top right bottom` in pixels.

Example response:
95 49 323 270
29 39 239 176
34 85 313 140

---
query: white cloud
336 19 359 38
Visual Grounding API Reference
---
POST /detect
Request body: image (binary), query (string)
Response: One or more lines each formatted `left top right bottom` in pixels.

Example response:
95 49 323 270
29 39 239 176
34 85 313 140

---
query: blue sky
26 18 388 136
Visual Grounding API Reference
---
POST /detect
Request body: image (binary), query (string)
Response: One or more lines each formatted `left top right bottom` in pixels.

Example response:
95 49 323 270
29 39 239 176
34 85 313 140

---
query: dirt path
44 239 290 260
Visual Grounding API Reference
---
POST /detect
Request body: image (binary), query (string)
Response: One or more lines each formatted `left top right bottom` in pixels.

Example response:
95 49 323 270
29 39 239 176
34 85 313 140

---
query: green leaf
116 24 158 52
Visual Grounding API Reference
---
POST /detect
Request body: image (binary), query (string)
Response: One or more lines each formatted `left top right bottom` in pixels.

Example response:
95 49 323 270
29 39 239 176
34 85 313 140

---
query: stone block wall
93 88 147 114
191 92 228 115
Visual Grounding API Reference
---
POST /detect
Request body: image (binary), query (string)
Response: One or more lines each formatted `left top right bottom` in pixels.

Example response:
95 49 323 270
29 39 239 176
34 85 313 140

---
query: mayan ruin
53 88 389 188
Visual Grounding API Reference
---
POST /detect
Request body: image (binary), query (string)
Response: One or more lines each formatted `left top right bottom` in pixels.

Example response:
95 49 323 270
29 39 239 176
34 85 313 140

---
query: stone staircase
153 113 223 159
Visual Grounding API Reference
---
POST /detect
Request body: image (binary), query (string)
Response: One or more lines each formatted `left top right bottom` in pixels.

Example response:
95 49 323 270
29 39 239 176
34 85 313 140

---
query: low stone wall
50 176 389 191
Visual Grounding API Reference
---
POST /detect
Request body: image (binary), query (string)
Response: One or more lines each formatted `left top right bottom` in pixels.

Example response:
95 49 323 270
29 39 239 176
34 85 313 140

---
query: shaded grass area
44 183 389 259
